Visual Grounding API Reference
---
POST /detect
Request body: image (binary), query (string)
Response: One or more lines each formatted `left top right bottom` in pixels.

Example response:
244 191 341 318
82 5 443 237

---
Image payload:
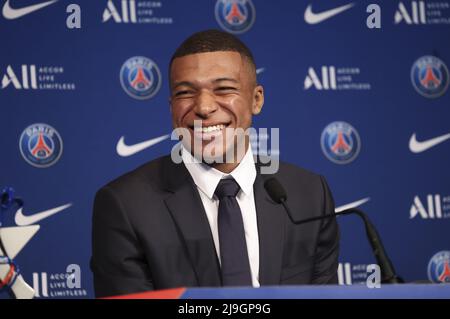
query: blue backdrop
1 0 449 298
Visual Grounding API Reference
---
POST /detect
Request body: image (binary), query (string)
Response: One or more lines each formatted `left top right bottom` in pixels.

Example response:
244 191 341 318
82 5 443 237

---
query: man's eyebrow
213 77 239 84
172 81 195 89
173 78 239 89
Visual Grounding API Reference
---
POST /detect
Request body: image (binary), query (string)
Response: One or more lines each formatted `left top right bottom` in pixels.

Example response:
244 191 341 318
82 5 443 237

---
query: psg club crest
120 56 162 100
411 56 449 98
19 124 63 168
428 251 450 283
321 121 361 165
215 0 256 34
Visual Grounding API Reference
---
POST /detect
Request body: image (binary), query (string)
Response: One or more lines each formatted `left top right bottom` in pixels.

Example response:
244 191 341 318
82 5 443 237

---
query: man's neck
211 162 239 174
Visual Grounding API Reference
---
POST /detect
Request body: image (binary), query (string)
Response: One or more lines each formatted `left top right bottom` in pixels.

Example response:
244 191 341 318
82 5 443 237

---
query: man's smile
187 121 232 141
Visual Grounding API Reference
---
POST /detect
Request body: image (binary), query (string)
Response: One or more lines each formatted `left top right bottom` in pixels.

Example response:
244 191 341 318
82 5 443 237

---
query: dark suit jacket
91 155 340 298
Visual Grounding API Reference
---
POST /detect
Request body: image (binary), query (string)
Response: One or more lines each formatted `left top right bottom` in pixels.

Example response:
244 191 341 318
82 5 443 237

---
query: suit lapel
161 156 222 287
254 170 285 285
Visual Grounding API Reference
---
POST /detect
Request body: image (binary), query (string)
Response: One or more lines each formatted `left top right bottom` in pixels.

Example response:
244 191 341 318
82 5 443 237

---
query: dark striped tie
215 178 252 286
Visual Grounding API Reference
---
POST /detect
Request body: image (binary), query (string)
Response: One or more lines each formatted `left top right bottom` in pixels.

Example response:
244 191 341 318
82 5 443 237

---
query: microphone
263 177 404 284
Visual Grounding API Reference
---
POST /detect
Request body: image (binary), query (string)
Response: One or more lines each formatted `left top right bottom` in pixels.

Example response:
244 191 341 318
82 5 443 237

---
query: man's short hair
169 29 256 73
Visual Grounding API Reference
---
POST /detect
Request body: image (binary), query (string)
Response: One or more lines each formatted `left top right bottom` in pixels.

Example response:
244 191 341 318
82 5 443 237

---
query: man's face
169 51 264 162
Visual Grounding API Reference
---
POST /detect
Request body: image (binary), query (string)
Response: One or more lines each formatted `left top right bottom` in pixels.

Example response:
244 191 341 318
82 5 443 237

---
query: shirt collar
182 144 257 200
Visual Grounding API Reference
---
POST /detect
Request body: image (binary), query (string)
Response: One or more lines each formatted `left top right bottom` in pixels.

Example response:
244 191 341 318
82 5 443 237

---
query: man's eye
175 90 192 96
216 87 237 92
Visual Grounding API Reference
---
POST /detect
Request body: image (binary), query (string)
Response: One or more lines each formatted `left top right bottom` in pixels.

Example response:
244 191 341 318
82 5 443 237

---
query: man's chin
182 141 242 165
185 142 227 164
177 126 249 164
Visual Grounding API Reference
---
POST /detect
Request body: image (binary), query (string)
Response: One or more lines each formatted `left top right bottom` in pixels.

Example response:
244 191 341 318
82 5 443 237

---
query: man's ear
252 85 264 115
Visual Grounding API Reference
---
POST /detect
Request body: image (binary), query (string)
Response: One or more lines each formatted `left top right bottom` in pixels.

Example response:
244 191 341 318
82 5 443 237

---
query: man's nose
194 90 218 118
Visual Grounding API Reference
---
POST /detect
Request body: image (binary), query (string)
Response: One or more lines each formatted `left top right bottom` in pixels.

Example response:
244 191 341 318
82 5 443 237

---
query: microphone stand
280 200 404 284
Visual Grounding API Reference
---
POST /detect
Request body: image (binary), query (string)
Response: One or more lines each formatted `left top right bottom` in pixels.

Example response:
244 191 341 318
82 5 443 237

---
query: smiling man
169 38 263 171
91 30 340 298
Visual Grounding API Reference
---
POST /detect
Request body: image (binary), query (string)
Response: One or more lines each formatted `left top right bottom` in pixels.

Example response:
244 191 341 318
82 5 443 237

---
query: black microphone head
264 178 287 204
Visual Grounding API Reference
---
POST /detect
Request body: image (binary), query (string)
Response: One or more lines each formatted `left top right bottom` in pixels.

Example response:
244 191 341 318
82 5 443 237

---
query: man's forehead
171 51 246 74
169 51 257 89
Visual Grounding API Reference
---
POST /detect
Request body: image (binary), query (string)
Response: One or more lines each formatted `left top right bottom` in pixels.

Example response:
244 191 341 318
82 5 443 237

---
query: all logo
1 65 37 89
411 56 449 98
215 0 255 34
338 262 379 287
395 1 450 25
321 121 361 164
1 65 76 91
305 66 337 90
395 1 426 24
428 251 450 283
304 66 371 91
102 0 173 24
32 264 85 298
120 56 161 100
19 123 63 168
103 0 137 23
338 262 354 285
410 194 450 219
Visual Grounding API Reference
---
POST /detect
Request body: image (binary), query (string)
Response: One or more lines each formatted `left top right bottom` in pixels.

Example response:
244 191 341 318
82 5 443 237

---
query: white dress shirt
181 145 260 287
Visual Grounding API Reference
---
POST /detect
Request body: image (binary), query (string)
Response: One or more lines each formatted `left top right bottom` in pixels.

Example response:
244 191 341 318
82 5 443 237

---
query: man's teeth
195 124 226 133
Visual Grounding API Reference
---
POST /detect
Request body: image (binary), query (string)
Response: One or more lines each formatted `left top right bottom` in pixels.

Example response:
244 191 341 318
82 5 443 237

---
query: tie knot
215 178 240 200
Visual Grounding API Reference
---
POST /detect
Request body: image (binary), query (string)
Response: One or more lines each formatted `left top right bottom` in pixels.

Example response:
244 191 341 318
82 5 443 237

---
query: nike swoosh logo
256 67 265 75
116 134 170 157
335 197 370 213
15 203 72 226
2 0 57 20
304 3 355 24
409 132 450 153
